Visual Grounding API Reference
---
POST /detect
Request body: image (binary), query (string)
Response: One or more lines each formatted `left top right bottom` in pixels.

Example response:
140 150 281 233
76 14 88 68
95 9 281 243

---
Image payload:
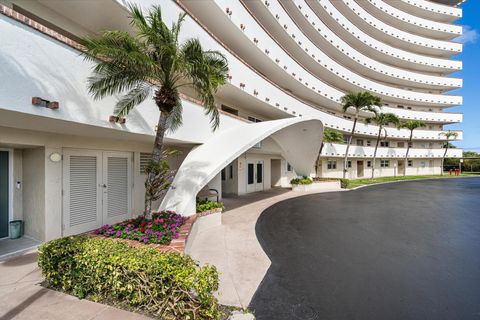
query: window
429 160 434 167
367 160 372 167
420 161 426 168
408 142 413 148
221 104 238 116
397 142 405 148
343 136 349 144
408 160 413 167
327 160 337 169
229 165 233 179
357 139 364 146
221 168 226 181
397 105 404 109
287 162 293 172
345 160 352 168
366 140 372 147
380 160 390 168
380 141 390 147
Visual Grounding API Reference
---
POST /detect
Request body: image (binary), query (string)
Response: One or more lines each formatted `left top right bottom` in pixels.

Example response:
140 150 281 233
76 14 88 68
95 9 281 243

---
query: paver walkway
188 187 342 307
0 250 151 320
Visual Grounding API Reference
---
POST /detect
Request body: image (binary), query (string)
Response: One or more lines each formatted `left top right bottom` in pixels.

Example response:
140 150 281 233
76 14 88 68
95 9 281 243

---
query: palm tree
341 91 382 178
439 130 458 175
400 120 426 176
82 5 229 218
366 112 400 178
315 128 344 175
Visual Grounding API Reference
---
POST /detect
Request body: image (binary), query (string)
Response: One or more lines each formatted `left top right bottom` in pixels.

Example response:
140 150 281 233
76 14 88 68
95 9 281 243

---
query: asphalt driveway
250 178 480 320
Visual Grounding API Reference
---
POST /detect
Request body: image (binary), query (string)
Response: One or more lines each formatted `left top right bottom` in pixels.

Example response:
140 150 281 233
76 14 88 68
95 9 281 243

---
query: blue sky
449 0 480 152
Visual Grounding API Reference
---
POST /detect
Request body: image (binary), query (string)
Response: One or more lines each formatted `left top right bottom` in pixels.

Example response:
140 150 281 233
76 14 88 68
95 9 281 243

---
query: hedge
290 176 313 185
38 236 222 320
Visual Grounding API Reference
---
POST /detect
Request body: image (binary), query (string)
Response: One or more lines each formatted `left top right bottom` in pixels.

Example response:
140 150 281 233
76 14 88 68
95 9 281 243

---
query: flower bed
95 211 185 245
290 176 313 185
196 199 225 214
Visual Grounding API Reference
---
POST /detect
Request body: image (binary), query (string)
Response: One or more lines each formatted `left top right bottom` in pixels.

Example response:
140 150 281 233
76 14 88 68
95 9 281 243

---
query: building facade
0 0 463 240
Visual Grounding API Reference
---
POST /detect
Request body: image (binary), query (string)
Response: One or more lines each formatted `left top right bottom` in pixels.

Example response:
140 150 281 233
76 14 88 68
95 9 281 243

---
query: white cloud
455 26 478 45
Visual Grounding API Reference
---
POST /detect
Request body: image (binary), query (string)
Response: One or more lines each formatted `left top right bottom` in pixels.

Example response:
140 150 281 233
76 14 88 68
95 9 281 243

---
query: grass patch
346 173 480 189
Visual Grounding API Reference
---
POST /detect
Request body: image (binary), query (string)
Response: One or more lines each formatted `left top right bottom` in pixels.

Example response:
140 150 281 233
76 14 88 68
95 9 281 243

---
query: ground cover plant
290 176 313 185
38 236 222 319
196 199 225 213
95 211 185 245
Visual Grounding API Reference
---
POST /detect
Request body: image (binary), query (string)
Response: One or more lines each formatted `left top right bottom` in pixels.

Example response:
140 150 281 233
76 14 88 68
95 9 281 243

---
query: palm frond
114 83 153 117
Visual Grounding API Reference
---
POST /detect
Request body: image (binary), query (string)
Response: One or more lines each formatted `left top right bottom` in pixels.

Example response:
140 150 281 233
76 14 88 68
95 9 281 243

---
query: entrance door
0 151 9 238
102 152 132 225
63 150 132 235
246 160 264 193
357 160 364 178
398 160 405 176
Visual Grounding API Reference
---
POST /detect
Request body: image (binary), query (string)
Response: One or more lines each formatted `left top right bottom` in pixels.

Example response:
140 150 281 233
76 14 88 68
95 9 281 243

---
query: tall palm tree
439 130 458 175
400 120 426 176
82 5 229 217
315 128 344 175
366 112 400 178
341 91 382 178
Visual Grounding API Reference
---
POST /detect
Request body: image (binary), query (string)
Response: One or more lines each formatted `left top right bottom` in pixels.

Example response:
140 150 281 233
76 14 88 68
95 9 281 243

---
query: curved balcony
332 0 462 57
124 0 462 141
306 0 462 73
322 143 463 159
263 0 461 91
381 106 462 124
208 0 461 109
357 0 461 40
389 0 462 23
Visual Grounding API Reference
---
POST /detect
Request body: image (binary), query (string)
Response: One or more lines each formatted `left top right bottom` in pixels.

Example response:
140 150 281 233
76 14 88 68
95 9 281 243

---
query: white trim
0 148 14 239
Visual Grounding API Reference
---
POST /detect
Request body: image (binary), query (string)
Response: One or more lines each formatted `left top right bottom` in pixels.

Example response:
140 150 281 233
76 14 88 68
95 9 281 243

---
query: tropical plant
341 91 382 178
366 112 400 178
400 120 426 176
290 176 313 185
439 130 459 175
82 4 229 218
196 199 225 213
315 128 344 175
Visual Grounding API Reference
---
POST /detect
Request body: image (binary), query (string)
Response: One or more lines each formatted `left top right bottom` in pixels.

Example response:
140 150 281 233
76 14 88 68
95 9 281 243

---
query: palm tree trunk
404 130 413 177
152 110 169 163
144 109 170 220
441 141 449 176
372 126 382 179
343 117 358 179
315 142 325 176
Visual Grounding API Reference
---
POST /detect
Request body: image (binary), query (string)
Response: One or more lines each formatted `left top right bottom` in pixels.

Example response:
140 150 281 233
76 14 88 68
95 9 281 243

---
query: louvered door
63 150 102 235
63 150 132 236
102 152 131 225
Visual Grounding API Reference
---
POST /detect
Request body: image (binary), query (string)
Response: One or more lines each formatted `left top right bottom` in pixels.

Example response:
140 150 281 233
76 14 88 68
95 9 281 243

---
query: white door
102 152 132 225
246 160 264 193
64 150 132 235
63 150 103 235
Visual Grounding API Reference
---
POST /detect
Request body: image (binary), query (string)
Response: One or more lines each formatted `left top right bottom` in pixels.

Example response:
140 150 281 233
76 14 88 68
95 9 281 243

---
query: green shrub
38 236 222 320
313 177 350 188
290 176 313 185
196 199 225 213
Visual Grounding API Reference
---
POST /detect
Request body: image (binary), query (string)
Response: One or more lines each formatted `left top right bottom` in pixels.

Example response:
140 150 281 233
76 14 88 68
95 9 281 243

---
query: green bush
38 236 222 320
290 176 313 185
313 177 350 188
196 199 225 213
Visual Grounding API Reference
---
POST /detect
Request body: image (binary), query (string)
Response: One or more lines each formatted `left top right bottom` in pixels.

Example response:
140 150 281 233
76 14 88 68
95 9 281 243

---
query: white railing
361 0 461 37
322 143 463 158
338 0 462 54
216 0 461 107
308 0 461 71
396 0 462 20
267 0 462 92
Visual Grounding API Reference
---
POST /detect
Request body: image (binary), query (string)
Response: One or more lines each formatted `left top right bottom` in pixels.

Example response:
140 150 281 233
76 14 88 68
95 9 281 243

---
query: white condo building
0 0 464 241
